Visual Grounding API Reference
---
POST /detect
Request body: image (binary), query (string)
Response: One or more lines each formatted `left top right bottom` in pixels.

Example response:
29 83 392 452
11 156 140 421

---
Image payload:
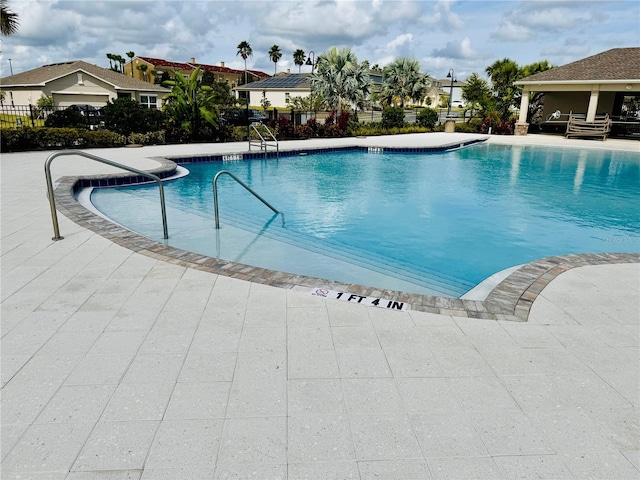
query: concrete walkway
1 133 639 479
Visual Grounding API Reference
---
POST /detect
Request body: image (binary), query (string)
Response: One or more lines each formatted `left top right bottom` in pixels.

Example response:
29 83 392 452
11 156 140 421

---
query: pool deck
1 133 639 479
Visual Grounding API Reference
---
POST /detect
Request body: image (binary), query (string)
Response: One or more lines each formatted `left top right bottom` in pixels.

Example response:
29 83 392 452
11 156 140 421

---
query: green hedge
0 127 168 152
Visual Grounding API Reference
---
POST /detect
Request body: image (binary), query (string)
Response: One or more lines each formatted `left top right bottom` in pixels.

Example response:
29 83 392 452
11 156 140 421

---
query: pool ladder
249 124 279 158
44 150 169 241
212 170 284 229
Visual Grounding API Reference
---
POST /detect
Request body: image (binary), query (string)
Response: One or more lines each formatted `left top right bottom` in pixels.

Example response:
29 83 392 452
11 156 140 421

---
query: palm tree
126 51 135 77
293 49 306 73
380 57 428 108
162 66 217 140
236 40 253 106
268 45 282 75
310 47 372 113
106 53 115 71
0 0 19 36
485 58 520 120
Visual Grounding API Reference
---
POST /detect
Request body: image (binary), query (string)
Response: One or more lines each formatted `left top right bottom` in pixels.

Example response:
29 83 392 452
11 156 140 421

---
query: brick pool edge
51 155 640 322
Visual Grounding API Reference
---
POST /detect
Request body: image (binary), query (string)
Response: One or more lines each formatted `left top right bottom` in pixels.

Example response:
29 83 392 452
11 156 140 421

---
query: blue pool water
91 144 640 297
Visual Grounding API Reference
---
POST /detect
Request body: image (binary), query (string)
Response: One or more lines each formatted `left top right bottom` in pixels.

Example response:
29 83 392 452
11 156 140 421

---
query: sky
1 0 639 81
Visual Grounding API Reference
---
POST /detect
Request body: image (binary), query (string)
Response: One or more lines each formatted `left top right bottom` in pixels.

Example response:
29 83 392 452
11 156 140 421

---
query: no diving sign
310 288 409 311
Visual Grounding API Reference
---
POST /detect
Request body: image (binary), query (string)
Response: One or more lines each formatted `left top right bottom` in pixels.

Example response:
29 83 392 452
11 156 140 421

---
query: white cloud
420 0 464 30
431 37 477 59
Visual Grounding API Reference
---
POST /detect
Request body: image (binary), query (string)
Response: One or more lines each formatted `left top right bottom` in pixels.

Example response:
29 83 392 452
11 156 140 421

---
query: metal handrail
44 150 169 241
249 124 279 158
212 170 284 229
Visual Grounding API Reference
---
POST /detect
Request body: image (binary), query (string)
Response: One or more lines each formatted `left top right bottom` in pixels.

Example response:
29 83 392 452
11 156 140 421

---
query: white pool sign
310 288 409 311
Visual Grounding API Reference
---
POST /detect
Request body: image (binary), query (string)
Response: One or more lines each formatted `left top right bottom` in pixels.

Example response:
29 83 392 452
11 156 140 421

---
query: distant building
0 60 169 108
127 56 270 88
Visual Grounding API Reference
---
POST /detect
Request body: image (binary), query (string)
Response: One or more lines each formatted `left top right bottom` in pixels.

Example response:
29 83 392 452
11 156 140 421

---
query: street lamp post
305 51 316 73
446 68 455 117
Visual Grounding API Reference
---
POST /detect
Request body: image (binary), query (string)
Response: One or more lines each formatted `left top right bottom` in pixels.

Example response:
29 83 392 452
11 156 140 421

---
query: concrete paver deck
1 133 639 479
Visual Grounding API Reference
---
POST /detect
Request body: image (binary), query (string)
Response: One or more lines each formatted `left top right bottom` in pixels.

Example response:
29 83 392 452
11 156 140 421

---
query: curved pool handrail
212 170 284 229
44 150 169 241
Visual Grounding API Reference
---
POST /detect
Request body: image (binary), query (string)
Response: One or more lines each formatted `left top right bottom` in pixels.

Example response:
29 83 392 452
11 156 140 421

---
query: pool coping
52 144 640 322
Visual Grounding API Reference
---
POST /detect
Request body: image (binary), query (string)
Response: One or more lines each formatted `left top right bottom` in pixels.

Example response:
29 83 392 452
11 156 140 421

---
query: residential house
0 60 169 108
127 56 270 88
434 78 466 106
514 47 640 135
234 73 311 109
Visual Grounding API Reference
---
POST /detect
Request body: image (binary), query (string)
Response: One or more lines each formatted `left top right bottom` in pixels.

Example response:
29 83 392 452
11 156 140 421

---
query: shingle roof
0 60 169 92
518 48 640 83
235 74 310 90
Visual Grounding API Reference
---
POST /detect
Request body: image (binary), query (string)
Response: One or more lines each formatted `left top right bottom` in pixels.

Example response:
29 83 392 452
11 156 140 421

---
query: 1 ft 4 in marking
310 288 409 311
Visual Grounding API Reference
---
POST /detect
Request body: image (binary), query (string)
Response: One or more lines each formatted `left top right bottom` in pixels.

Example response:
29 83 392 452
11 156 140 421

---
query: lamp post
305 51 316 73
446 68 455 117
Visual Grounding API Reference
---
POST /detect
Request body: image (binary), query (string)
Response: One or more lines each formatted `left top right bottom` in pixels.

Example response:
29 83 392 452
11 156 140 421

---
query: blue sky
1 0 638 80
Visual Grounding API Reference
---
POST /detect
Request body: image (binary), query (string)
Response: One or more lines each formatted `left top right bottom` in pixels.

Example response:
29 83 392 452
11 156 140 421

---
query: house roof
235 74 310 90
0 60 169 92
138 56 195 71
517 47 640 84
137 56 270 79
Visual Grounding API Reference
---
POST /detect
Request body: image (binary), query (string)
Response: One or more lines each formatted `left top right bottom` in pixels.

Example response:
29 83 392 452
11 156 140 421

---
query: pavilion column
515 86 530 136
586 86 600 122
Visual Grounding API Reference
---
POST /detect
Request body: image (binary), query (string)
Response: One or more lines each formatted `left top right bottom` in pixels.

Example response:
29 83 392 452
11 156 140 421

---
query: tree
293 49 306 73
236 40 253 101
106 53 115 71
380 57 428 108
162 66 217 140
310 47 372 113
268 45 282 75
102 97 147 135
126 51 135 77
485 58 520 121
461 73 493 119
0 0 19 36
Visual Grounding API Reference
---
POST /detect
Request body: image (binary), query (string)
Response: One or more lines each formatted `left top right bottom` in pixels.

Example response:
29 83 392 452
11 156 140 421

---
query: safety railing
212 170 284 229
249 124 279 158
44 151 169 241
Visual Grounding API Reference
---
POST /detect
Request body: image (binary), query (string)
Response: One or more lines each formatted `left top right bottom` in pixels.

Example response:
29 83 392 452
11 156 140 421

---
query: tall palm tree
126 51 135 77
268 45 282 75
236 40 253 84
380 57 428 108
293 49 306 73
106 53 115 71
311 47 372 112
236 40 253 108
0 0 19 36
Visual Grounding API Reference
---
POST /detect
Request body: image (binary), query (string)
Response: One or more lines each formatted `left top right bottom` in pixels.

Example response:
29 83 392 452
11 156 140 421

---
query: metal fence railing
0 104 100 128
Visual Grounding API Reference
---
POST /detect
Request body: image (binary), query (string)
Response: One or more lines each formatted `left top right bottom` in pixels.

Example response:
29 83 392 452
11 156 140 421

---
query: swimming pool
90 144 640 297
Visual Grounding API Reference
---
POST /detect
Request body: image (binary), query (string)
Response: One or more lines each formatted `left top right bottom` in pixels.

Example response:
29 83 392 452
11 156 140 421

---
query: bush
44 109 87 129
416 108 438 129
128 131 166 146
102 97 150 135
293 124 313 139
381 106 405 129
480 113 516 135
83 130 127 147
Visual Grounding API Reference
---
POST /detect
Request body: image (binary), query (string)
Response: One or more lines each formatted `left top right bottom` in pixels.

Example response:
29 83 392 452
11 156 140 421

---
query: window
77 73 84 85
285 93 290 104
140 95 158 109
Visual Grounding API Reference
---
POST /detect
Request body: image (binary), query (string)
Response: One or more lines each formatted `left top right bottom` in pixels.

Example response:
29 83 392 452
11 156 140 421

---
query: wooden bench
565 113 612 140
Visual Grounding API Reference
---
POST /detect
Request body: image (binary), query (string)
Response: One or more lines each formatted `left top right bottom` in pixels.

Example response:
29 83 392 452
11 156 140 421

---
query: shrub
102 97 149 135
381 106 405 129
293 124 313 139
44 109 87 129
416 108 438 129
128 130 166 146
84 130 127 147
